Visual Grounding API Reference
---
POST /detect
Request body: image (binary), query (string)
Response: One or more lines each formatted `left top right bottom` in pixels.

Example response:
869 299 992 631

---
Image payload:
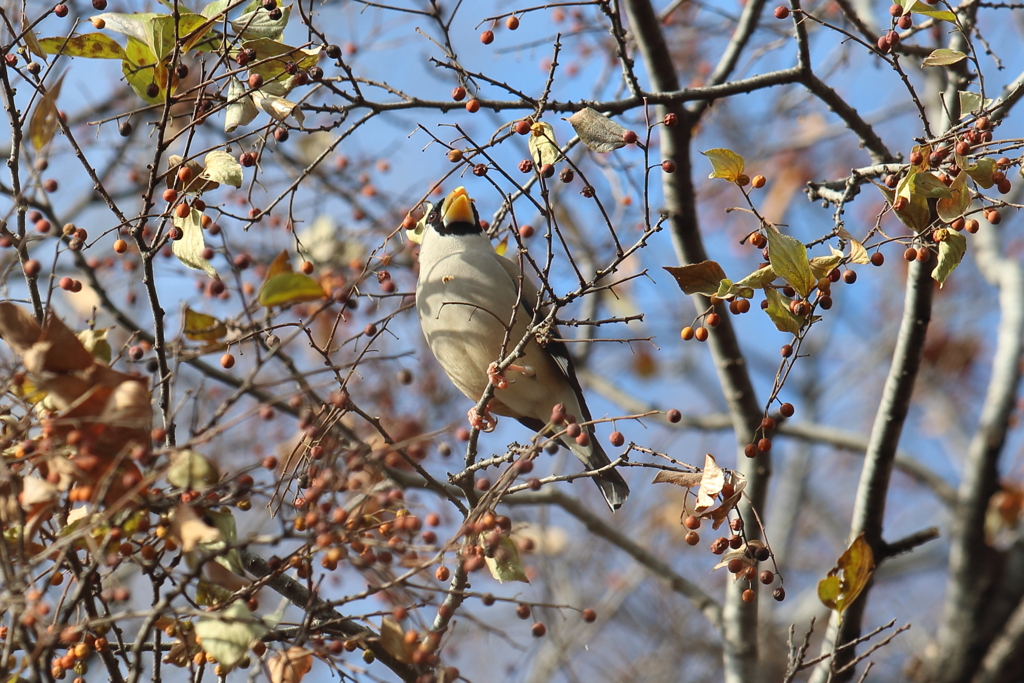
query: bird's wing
494 254 593 422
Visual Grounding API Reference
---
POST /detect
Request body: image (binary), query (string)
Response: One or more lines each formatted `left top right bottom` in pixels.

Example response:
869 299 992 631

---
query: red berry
666 409 681 423
465 99 480 113
531 622 546 637
684 515 700 530
221 353 235 369
780 403 795 417
480 30 494 44
774 5 790 18
451 86 466 101
622 130 638 145
661 160 677 173
870 252 884 267
685 531 700 546
663 113 678 126
506 15 519 30
582 608 596 623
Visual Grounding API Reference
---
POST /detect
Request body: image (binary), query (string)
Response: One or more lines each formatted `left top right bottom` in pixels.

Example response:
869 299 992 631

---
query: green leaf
937 170 970 222
230 4 290 40
663 261 728 296
735 265 776 290
931 230 967 286
763 288 803 334
922 48 966 66
122 37 167 104
484 536 529 583
959 91 994 117
529 121 561 167
906 0 956 21
93 12 161 46
201 150 243 188
817 534 875 614
172 207 219 278
28 73 64 152
205 509 245 575
908 171 953 199
38 33 126 59
716 278 754 300
764 230 815 298
196 579 234 607
167 449 220 489
566 107 628 153
243 39 320 93
966 157 996 189
225 78 258 132
195 602 268 669
701 148 745 182
201 0 233 19
258 273 325 307
77 327 112 364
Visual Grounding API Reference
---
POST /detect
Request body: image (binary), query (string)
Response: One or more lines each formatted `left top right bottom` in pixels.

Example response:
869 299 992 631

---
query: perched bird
415 186 629 510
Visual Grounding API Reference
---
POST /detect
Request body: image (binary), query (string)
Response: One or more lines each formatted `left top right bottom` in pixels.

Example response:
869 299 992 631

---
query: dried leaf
29 73 65 152
966 157 996 189
0 302 43 355
817 534 875 614
172 208 219 279
170 504 221 553
268 647 313 683
252 90 304 125
764 229 815 298
528 121 561 167
379 617 414 663
958 90 994 117
566 107 628 153
663 261 728 296
258 273 325 307
735 265 776 290
652 470 703 488
808 254 841 281
695 454 725 511
702 148 745 183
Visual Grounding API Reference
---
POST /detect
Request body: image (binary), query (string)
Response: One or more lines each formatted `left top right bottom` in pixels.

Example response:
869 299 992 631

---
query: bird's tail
564 434 630 511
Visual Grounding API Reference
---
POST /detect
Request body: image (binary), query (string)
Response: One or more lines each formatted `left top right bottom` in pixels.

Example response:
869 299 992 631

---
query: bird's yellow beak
441 186 476 228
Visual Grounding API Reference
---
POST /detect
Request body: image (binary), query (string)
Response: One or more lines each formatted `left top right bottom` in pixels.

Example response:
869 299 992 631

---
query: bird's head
426 186 482 236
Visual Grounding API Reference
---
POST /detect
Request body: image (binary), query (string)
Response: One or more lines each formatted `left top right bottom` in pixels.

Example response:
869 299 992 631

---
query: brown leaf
663 261 728 296
0 302 42 355
696 454 725 511
652 470 703 488
379 617 414 663
268 647 313 683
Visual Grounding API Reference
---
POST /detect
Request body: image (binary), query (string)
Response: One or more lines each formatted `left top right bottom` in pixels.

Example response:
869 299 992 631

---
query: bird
415 186 630 511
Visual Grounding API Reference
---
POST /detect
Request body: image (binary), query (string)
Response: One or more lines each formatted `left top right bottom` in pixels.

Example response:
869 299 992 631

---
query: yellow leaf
702 148 745 182
495 235 508 256
529 121 560 167
183 307 227 342
817 533 875 614
258 273 325 307
849 239 870 265
764 229 816 298
483 535 529 583
265 250 293 278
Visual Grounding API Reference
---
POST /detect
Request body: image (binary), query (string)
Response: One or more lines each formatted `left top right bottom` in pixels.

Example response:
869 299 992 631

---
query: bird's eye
427 211 438 223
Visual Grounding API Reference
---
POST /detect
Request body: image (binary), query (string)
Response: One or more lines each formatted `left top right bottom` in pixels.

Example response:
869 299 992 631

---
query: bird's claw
468 405 497 432
488 362 509 390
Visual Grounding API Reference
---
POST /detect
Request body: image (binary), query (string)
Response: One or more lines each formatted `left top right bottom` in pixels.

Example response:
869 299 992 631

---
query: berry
506 15 519 30
779 403 795 417
473 163 487 176
755 547 771 562
92 0 106 7
761 417 776 431
163 188 178 203
465 99 480 113
663 113 678 126
685 531 700 546
705 312 720 328
515 604 530 619
326 44 341 59
681 326 695 341
540 163 554 178
909 150 923 165
773 587 786 601
24 259 41 277
904 247 917 262
609 431 625 447
694 327 709 342
146 83 159 99
781 344 793 358
842 269 857 284
684 515 700 530
774 5 790 18
666 409 681 423
175 203 191 218
221 353 235 369
758 438 771 452
870 252 884 267
54 4 68 17
531 622 546 638
451 86 466 101
518 159 533 173
760 570 775 584
582 608 596 623
622 130 638 145
515 120 531 135
956 140 971 156
560 168 574 183
917 246 931 262
307 66 323 81
274 128 289 142
742 589 756 604
752 174 766 188
744 444 758 458
480 30 494 44
518 224 534 238
661 160 677 173
727 558 745 573
119 121 133 136
435 566 450 581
